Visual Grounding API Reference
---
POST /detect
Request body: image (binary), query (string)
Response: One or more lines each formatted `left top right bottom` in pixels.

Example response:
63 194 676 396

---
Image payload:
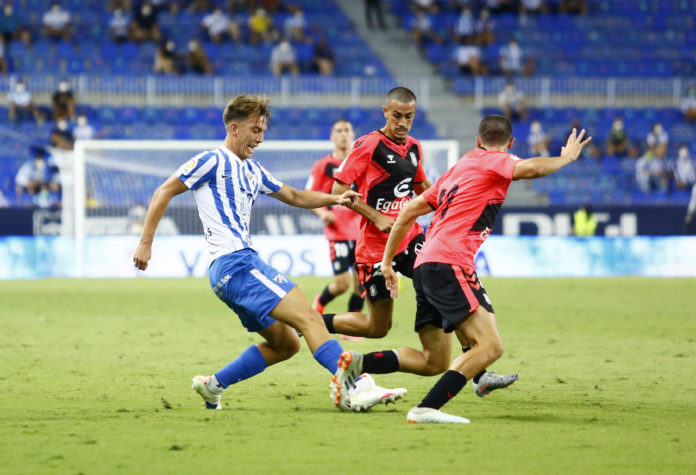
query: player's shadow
483 413 568 423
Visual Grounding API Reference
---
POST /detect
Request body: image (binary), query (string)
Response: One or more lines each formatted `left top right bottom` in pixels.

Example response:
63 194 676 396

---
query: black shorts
356 233 425 303
413 262 494 333
329 240 356 275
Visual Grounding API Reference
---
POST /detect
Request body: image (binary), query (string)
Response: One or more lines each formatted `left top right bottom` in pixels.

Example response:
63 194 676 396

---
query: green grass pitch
1 276 694 474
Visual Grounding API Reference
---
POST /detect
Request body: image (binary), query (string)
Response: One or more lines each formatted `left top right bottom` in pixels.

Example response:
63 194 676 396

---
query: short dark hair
478 114 512 147
385 87 417 106
331 118 351 128
222 94 272 129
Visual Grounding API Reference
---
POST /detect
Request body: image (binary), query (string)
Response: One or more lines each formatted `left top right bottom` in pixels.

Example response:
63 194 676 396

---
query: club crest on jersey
409 152 418 167
273 274 288 284
182 157 198 174
246 172 258 189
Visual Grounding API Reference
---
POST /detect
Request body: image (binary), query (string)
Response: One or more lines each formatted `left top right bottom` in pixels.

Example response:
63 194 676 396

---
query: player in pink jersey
383 115 591 423
305 119 365 336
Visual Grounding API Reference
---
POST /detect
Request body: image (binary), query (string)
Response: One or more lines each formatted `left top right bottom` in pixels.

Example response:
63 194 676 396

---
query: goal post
71 139 459 277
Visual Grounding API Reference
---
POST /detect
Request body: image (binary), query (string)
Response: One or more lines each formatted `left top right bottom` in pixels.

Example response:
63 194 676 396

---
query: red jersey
415 148 521 269
334 130 427 263
305 153 361 241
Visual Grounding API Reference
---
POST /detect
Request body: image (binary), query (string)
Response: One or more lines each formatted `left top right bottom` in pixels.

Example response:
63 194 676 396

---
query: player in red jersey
373 115 591 423
325 88 430 347
305 119 365 327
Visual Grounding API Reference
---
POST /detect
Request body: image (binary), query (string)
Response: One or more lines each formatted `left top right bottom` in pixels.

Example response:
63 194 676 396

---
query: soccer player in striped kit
133 95 405 412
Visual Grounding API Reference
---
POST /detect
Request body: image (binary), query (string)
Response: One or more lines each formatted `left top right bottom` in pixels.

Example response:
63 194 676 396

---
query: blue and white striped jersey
176 145 283 261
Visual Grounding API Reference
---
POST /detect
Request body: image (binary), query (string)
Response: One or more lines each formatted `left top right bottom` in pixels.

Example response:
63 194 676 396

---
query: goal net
69 139 458 274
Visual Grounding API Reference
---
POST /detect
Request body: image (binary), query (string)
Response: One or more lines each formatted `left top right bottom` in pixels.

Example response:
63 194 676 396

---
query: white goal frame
72 139 459 277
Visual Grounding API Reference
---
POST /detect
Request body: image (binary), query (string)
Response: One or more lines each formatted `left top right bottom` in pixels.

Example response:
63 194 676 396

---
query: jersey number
438 185 459 219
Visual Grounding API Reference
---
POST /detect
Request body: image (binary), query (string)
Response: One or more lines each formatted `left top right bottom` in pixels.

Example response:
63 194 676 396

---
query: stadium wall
1 235 695 279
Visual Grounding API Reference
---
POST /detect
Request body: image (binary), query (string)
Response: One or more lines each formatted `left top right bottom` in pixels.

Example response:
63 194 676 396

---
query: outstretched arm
133 174 188 270
332 180 394 233
270 184 360 209
380 195 433 298
513 128 592 180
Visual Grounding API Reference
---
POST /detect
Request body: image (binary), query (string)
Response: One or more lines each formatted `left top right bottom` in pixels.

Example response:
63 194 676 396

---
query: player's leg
347 264 365 313
312 270 351 313
313 241 358 313
329 296 393 338
406 305 499 424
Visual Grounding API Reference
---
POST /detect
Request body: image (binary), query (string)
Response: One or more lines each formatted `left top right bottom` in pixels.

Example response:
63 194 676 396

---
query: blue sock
312 339 344 374
214 344 267 388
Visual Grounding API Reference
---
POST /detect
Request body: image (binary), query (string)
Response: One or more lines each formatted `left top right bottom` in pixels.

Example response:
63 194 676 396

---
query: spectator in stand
0 40 7 76
484 0 516 14
680 86 696 123
109 8 130 43
636 150 668 193
606 117 628 157
249 8 274 44
673 145 696 190
270 38 299 76
646 122 668 159
499 39 534 76
560 0 587 15
498 81 526 121
201 7 240 43
107 0 131 11
42 1 72 41
183 39 212 74
15 148 56 198
474 9 494 46
452 7 475 44
34 184 59 209
528 120 549 156
50 118 74 150
153 39 178 74
0 3 29 46
454 39 484 76
411 0 438 13
52 80 75 122
519 0 547 15
312 36 335 76
8 80 42 124
73 114 95 141
411 10 436 49
284 6 306 42
130 1 161 43
364 0 388 30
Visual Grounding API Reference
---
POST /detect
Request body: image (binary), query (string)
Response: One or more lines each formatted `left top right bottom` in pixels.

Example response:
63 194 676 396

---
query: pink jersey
305 153 361 241
415 148 521 269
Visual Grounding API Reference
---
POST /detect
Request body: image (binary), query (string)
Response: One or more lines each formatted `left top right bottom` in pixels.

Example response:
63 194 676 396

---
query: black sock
347 294 365 312
319 285 335 306
362 350 399 374
417 370 467 410
461 346 487 384
322 313 336 333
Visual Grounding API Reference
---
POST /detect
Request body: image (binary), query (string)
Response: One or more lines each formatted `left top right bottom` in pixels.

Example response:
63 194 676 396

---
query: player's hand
381 262 399 299
374 213 394 233
318 209 335 225
133 242 151 271
561 128 592 163
336 189 361 207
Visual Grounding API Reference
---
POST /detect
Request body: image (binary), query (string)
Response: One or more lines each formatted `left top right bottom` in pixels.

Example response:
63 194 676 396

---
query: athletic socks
461 346 487 384
417 370 467 410
361 350 400 374
322 313 336 333
312 339 343 373
318 285 335 306
348 293 365 312
214 344 267 388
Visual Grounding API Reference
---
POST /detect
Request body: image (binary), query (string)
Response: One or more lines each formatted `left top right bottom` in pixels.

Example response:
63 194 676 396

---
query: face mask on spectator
16 83 25 93
653 124 663 135
4 6 13 15
57 120 68 131
678 147 689 160
530 121 541 133
613 120 623 131
142 5 152 15
77 115 87 126
59 81 69 93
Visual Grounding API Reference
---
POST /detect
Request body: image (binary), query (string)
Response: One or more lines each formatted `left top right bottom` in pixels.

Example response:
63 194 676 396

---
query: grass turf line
0 277 694 474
